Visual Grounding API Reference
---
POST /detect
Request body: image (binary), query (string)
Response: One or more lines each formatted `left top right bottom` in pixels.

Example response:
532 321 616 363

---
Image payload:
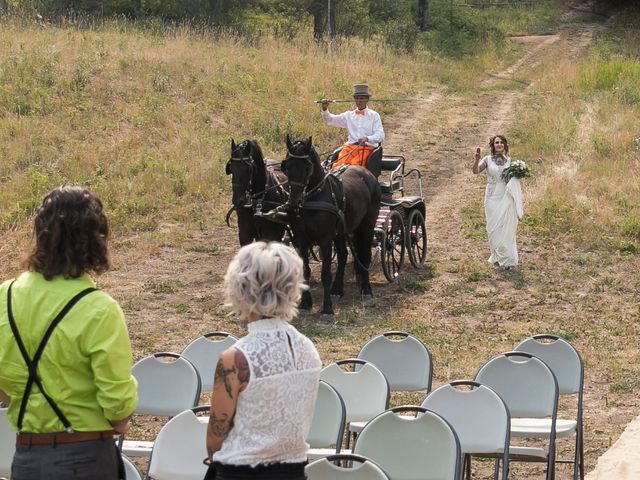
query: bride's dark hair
489 135 509 156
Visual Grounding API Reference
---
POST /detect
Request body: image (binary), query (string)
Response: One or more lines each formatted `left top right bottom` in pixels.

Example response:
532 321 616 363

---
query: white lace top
213 318 322 467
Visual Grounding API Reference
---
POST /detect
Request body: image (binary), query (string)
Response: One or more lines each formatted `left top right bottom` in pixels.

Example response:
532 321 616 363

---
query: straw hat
352 84 370 98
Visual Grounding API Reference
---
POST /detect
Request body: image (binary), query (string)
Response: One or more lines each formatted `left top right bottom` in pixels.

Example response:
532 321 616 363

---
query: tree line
1 0 429 37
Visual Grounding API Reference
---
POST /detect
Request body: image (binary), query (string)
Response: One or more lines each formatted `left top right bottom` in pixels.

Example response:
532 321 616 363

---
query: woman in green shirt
0 185 137 480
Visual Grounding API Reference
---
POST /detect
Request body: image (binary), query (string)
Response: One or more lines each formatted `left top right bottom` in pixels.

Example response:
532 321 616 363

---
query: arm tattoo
234 349 250 386
208 410 233 437
214 357 236 398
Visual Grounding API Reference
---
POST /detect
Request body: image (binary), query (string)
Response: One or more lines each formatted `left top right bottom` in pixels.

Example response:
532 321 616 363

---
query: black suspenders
6 280 97 433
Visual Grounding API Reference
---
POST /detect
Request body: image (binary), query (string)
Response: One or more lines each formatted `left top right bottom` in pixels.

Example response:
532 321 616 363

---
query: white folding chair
306 453 390 480
122 454 143 480
181 332 238 392
475 351 559 480
421 380 510 480
353 406 461 480
319 359 389 447
357 331 432 392
121 352 202 459
0 407 16 478
307 381 346 461
147 406 209 480
514 334 584 480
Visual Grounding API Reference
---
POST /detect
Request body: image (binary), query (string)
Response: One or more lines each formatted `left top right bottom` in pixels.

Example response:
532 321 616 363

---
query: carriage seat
325 146 383 178
381 196 425 210
378 155 404 195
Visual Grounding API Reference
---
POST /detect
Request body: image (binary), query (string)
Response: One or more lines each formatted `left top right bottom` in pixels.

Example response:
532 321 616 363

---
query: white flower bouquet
502 159 530 182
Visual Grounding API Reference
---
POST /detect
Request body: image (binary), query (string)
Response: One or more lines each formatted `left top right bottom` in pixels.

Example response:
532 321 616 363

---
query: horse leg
353 223 375 297
331 237 348 297
237 207 256 246
299 243 313 311
318 239 335 315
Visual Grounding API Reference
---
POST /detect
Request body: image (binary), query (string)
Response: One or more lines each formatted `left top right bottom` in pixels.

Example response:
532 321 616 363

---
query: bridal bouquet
502 159 530 182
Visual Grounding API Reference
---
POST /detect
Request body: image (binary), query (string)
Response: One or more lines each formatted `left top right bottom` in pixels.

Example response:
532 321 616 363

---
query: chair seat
508 446 548 462
121 439 154 458
307 447 342 462
511 418 577 438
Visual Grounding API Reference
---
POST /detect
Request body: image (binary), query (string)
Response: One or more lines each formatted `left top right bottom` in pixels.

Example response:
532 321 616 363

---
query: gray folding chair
181 332 238 392
319 359 389 447
514 334 584 480
421 380 510 480
353 406 461 480
147 406 209 480
306 454 390 480
475 351 559 480
306 381 346 461
122 455 143 480
357 331 432 392
0 407 15 478
122 352 202 459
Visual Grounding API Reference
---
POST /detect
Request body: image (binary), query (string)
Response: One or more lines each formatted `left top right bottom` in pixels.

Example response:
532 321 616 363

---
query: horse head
281 135 321 212
226 139 265 208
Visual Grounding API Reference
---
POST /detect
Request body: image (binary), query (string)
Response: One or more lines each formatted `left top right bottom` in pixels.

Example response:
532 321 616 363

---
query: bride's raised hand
475 147 481 161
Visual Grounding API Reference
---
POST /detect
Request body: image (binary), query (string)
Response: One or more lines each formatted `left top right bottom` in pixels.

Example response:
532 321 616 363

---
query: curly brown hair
26 185 110 279
489 135 509 156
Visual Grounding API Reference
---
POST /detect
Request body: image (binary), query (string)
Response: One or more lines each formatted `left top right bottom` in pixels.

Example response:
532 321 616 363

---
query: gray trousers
11 438 121 480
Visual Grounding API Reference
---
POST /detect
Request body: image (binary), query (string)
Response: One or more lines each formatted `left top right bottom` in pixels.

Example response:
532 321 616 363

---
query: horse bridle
227 151 256 208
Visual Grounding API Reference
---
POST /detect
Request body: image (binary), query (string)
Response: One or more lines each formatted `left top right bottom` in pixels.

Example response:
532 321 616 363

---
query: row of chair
309 334 584 480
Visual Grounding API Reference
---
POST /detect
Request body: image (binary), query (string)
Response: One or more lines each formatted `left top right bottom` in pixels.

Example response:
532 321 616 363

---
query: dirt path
93 9 639 479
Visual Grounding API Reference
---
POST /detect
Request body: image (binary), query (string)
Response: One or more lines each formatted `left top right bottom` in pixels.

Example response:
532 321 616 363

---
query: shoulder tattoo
234 349 250 385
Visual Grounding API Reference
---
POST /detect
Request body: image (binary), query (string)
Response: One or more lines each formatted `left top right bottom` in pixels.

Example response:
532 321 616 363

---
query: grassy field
1 2 639 478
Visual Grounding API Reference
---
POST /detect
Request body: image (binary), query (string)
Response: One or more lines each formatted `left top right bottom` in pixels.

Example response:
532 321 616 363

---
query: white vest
213 319 322 467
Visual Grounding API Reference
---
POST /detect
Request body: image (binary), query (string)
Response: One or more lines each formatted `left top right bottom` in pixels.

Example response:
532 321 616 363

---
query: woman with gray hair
205 242 321 480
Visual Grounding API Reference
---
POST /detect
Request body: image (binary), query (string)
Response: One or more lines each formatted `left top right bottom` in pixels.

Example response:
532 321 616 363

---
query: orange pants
332 144 374 169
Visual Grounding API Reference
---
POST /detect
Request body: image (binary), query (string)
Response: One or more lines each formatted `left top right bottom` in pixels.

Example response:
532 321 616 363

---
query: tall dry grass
0 18 507 243
510 18 640 254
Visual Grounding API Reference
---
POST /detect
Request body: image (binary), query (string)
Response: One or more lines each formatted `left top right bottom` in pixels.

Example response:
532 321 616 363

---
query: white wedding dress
481 155 523 267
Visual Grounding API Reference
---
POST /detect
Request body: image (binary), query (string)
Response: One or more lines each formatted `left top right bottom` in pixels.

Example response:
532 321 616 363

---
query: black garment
205 461 307 480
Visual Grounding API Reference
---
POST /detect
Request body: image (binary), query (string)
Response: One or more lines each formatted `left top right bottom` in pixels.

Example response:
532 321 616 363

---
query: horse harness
5 280 97 433
287 152 348 234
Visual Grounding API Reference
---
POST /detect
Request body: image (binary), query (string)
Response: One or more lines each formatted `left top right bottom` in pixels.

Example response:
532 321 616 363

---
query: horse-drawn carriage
225 137 428 314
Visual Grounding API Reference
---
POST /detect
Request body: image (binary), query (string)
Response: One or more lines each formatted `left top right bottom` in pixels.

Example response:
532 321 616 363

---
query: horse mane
245 139 267 192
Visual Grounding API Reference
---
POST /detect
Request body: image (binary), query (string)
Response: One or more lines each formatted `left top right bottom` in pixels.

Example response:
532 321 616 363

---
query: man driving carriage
320 84 385 172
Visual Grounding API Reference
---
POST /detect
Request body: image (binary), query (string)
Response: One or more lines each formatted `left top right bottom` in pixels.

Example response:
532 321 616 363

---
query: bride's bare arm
472 147 486 174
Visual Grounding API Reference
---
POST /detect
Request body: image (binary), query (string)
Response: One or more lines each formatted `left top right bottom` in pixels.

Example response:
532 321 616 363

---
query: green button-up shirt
0 271 137 432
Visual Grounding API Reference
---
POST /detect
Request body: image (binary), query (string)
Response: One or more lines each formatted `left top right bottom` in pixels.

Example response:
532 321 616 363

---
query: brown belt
16 430 115 446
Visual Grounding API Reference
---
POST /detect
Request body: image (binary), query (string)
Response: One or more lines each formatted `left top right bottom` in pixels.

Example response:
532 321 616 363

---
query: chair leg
579 429 585 480
493 458 501 480
465 454 471 480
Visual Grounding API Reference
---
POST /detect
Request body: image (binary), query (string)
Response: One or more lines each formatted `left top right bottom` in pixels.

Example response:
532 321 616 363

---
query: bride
472 135 523 269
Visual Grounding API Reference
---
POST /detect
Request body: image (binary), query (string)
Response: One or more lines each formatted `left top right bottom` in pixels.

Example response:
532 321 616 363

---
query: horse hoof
330 286 344 297
299 300 312 310
319 313 334 323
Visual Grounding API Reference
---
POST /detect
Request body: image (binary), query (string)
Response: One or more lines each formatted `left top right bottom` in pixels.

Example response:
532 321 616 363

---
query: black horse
281 136 381 315
225 139 288 246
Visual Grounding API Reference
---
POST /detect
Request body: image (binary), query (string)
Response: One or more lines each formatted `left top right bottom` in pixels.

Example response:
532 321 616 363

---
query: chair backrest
319 359 389 423
0 407 16 477
181 332 238 392
353 406 460 480
514 334 583 396
357 331 432 391
122 455 143 480
421 381 510 457
147 406 209 480
132 352 201 416
306 381 346 450
474 351 558 419
306 454 390 480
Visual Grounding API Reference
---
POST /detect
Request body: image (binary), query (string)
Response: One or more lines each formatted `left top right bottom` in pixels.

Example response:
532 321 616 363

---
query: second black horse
281 135 381 315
